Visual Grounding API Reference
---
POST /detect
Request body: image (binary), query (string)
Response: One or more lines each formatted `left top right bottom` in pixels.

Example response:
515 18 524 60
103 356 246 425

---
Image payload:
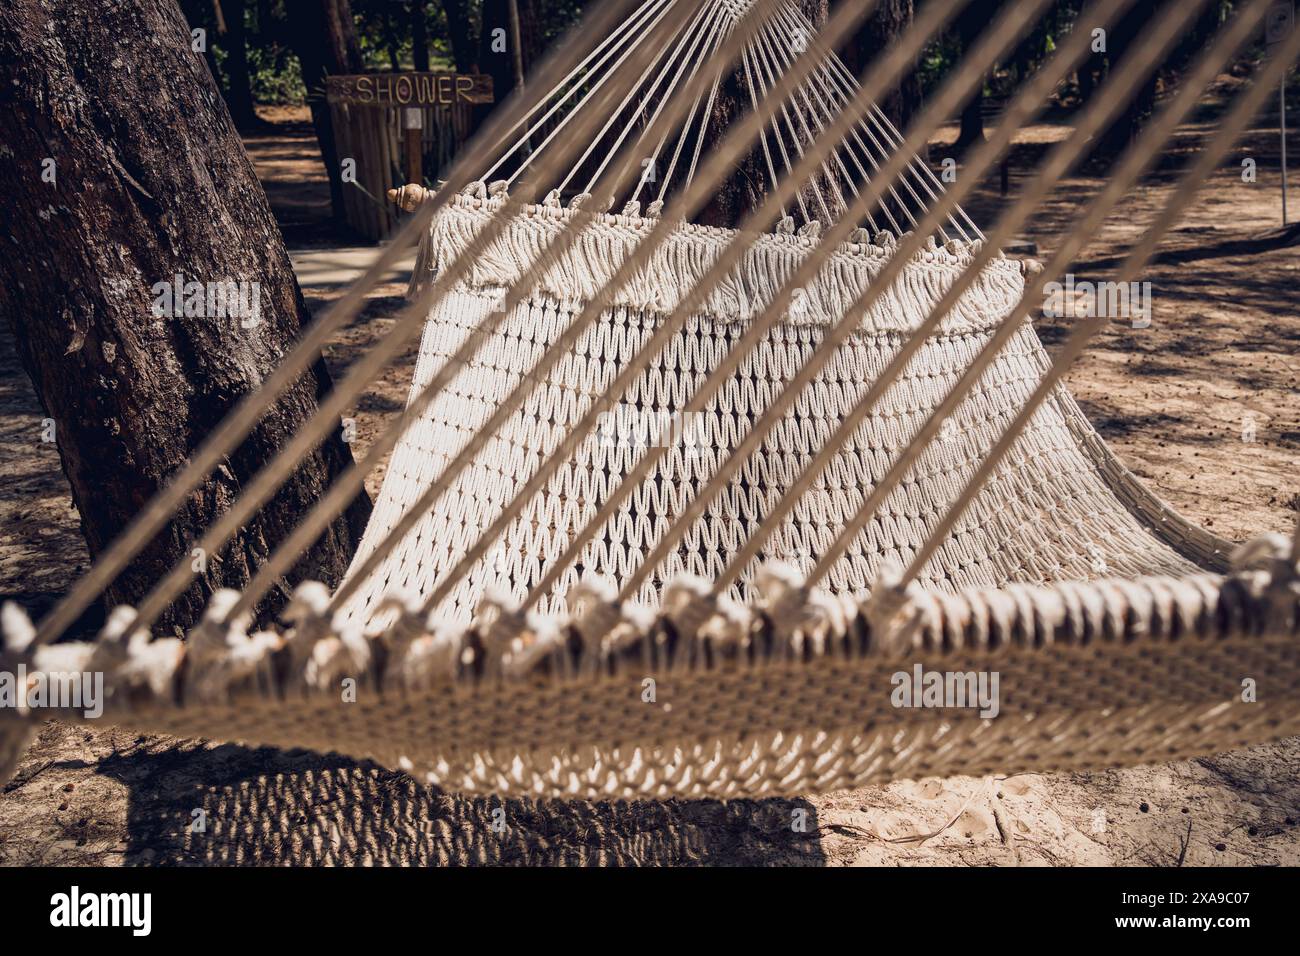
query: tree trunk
222 0 262 130
411 0 430 72
835 0 926 160
955 1 996 150
1092 0 1164 162
442 0 478 73
478 0 539 103
699 0 835 229
0 0 371 635
283 0 364 225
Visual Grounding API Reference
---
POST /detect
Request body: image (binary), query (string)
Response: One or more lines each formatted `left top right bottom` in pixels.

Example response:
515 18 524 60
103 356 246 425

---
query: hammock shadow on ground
83 741 826 865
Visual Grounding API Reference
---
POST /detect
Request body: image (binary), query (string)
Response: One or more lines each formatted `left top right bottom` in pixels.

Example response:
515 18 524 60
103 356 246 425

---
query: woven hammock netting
334 0 1225 629
5 0 1299 803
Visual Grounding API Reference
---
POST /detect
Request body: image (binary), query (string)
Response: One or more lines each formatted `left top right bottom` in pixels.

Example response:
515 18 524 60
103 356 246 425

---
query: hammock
2 0 1298 801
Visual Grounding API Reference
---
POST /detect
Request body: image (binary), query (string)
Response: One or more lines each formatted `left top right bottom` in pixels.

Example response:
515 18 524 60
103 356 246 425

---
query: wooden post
1284 79 1290 226
1267 1 1294 225
403 107 424 187
507 0 526 92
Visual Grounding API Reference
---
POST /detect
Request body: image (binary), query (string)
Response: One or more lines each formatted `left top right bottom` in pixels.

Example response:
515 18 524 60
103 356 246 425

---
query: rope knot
184 589 280 703
864 561 928 656
1 601 36 660
569 575 622 661
1230 532 1299 634
473 592 562 680
373 594 429 686
661 575 750 670
280 581 367 696
755 561 848 657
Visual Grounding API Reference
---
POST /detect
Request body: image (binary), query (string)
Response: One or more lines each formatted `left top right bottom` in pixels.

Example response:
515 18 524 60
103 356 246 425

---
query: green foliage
188 0 1251 113
248 42 307 105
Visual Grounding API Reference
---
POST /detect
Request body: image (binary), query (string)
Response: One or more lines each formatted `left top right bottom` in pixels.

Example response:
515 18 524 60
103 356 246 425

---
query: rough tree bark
0 0 371 635
283 0 364 224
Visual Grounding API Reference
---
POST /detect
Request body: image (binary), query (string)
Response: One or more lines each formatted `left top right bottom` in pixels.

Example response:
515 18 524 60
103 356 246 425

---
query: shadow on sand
66 741 826 865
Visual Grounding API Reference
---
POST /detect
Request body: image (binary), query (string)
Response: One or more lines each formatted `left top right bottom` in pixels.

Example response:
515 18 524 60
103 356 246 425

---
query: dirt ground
2 76 1298 865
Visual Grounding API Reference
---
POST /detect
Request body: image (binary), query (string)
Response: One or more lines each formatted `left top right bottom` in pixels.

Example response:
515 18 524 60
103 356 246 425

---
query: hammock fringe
2 534 1295 798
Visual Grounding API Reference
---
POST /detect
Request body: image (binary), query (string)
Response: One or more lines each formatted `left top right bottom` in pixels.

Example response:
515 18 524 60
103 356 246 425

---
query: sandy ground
2 78 1298 865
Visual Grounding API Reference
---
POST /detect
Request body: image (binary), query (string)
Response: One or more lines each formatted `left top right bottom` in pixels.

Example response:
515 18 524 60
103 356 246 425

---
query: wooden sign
325 72 494 108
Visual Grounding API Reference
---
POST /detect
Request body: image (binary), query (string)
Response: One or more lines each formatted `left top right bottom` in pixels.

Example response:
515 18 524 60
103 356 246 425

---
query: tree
411 0 430 72
441 0 479 73
223 0 263 130
0 0 371 635
283 0 364 224
954 0 1002 150
478 0 539 104
176 0 261 131
1091 0 1166 162
835 0 926 157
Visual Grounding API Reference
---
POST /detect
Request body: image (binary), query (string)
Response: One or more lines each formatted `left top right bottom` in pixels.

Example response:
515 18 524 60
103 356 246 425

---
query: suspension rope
537 0 1048 608
229 0 883 622
579 0 727 196
803 0 1233 592
771 6 936 237
525 0 694 192
797 3 985 241
754 13 875 226
321 0 890 620
482 0 678 183
741 43 806 219
776 4 981 241
664 42 726 201
748 17 843 221
633 17 728 205
888 0 1292 593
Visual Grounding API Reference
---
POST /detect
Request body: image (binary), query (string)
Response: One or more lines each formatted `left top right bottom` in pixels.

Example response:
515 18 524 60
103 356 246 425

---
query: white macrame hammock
3 0 1298 801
